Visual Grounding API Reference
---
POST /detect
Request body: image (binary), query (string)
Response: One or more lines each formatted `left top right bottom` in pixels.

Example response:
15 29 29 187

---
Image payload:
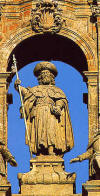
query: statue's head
33 62 58 85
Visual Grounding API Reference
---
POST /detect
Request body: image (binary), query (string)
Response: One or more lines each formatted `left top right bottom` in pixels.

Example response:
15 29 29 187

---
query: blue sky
8 61 88 194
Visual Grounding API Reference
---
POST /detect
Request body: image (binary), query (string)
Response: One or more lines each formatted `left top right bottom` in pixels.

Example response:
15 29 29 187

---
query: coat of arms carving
31 0 63 33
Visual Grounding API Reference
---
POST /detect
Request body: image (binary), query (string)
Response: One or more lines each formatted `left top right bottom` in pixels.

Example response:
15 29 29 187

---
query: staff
11 54 32 158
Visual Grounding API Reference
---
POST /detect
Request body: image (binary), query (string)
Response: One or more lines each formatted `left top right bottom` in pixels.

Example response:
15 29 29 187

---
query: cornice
0 0 89 6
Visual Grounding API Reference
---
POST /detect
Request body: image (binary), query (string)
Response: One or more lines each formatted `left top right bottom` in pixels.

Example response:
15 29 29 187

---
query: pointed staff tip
11 54 17 73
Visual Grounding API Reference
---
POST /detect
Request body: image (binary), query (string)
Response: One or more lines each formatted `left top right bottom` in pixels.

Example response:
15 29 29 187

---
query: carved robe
20 85 74 154
0 153 5 177
0 145 15 178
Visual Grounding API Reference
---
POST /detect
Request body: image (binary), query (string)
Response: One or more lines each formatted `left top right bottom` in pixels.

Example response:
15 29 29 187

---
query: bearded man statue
15 62 74 157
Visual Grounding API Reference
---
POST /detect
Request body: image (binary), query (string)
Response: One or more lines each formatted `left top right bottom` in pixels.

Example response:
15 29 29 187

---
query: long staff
12 54 32 158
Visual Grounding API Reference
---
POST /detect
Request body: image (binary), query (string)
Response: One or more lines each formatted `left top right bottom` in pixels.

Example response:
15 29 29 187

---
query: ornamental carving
91 5 100 16
31 0 63 33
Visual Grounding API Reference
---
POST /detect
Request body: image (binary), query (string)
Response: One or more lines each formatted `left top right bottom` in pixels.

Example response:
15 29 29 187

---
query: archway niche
8 60 88 194
7 32 98 164
6 33 98 194
7 33 88 75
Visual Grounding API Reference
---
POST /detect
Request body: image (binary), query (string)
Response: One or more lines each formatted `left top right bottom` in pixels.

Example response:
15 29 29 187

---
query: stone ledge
82 180 100 196
0 184 11 196
12 194 82 196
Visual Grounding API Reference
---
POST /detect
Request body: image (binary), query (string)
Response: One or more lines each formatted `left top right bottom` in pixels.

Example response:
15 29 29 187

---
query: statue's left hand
51 106 61 116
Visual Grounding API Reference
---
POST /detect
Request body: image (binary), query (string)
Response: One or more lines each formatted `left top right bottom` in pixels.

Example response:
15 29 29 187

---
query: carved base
82 180 100 196
18 155 76 195
20 183 75 196
18 155 76 185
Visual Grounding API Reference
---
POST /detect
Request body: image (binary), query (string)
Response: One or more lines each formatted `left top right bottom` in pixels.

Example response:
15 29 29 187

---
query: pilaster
0 72 11 184
83 71 98 145
0 72 11 145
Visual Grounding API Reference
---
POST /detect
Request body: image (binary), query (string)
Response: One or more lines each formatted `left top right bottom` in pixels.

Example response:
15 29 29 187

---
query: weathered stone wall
0 0 97 146
0 0 99 195
0 0 98 72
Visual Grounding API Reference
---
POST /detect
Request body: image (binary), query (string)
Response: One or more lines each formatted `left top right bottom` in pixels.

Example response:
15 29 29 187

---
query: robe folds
20 85 74 154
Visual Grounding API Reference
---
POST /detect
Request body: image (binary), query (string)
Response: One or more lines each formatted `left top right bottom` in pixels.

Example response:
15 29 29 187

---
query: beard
42 77 51 84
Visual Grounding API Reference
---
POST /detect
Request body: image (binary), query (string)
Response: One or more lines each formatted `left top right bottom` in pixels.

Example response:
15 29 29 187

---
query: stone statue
14 62 74 157
14 61 75 185
0 140 17 184
70 132 100 180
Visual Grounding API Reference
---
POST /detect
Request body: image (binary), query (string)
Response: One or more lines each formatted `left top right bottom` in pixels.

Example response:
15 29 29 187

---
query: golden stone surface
0 0 100 195
18 155 76 185
15 62 75 192
14 63 74 156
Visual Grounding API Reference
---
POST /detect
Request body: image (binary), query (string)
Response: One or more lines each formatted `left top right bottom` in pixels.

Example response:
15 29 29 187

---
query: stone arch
0 24 97 74
0 0 99 192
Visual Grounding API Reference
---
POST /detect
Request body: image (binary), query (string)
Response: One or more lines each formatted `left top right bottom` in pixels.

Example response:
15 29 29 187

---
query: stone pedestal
82 180 100 196
0 184 11 196
18 155 76 196
20 183 75 196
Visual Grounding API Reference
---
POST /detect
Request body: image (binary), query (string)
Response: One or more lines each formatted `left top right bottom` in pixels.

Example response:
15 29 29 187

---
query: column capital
83 71 98 85
0 72 12 85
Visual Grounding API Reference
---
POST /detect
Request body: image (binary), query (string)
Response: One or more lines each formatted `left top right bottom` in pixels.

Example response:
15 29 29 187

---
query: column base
82 180 100 196
0 183 11 196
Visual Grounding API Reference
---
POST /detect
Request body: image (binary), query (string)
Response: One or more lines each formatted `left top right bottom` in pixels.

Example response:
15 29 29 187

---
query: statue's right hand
51 105 61 117
14 79 21 90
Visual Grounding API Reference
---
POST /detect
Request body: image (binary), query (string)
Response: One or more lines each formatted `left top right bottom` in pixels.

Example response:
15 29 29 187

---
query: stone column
0 73 11 149
0 72 11 193
82 71 100 196
84 71 98 146
97 13 100 135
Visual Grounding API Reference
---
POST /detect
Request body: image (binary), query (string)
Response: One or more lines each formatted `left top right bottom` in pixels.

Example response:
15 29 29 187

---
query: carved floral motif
31 0 63 33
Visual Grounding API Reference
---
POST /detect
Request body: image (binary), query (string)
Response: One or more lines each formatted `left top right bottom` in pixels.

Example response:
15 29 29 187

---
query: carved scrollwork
31 0 63 33
91 5 100 17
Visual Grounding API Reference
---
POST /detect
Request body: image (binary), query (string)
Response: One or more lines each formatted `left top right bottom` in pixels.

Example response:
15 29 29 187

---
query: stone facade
0 0 100 195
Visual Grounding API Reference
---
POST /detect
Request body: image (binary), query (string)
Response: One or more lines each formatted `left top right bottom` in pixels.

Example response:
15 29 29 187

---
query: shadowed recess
8 33 88 76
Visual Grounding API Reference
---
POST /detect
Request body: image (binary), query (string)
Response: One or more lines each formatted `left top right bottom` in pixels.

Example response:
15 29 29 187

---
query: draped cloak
21 85 74 154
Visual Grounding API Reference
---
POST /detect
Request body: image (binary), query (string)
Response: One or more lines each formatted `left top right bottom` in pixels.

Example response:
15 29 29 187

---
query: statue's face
40 70 52 85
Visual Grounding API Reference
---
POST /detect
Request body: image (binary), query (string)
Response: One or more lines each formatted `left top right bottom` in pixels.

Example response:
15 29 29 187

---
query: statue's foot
67 172 76 181
49 152 55 155
48 145 55 155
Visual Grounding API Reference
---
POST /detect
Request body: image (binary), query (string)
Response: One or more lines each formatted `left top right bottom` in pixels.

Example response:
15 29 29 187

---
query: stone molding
31 0 63 33
0 25 97 72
